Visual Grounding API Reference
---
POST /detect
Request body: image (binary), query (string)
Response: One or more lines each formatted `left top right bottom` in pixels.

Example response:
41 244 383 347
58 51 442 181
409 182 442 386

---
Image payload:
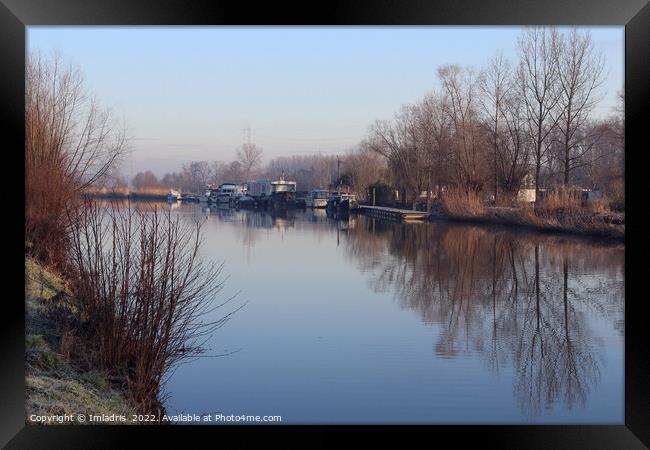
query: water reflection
157 204 623 423
341 220 623 419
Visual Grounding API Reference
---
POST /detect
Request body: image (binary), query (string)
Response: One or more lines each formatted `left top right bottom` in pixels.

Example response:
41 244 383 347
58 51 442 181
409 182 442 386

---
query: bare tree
131 170 161 190
479 52 511 203
184 161 213 190
554 28 606 186
438 64 487 191
369 104 428 208
223 160 244 182
517 27 562 200
26 51 129 265
410 92 453 210
264 154 338 191
343 141 387 198
499 84 531 196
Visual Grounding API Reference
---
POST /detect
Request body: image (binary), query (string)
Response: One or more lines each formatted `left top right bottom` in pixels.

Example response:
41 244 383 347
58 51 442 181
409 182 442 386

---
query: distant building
517 174 536 203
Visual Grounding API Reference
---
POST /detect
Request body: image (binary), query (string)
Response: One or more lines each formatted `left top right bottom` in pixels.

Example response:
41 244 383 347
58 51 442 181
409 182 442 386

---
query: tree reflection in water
342 218 624 420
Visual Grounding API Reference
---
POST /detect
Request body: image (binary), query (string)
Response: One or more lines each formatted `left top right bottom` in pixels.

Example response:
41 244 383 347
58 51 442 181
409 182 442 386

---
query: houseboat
199 186 219 203
306 189 329 208
213 183 244 205
327 192 359 213
247 174 299 209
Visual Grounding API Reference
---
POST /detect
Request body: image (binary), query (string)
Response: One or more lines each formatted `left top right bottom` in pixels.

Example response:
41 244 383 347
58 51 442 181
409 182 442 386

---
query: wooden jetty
358 205 430 221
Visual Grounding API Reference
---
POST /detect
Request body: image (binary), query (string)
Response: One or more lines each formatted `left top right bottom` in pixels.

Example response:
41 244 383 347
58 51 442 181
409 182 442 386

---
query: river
154 202 624 424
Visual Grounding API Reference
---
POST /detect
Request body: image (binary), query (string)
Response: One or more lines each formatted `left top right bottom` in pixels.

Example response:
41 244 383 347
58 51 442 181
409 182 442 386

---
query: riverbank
84 192 168 201
427 203 625 240
25 258 137 424
83 186 171 201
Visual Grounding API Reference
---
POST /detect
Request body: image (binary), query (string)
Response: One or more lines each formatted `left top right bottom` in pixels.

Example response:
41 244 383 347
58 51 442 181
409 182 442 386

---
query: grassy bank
433 189 624 240
25 258 137 424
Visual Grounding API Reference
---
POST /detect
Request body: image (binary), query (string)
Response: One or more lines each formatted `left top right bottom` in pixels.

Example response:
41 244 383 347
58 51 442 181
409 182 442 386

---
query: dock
358 205 430 221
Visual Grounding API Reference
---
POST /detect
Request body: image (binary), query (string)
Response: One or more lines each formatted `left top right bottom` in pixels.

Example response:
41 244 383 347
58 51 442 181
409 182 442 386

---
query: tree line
363 27 623 209
121 27 623 211
124 148 386 197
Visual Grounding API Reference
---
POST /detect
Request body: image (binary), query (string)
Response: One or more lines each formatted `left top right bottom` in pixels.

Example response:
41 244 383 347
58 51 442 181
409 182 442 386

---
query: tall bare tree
415 92 452 209
344 141 387 198
499 83 531 196
369 104 429 208
438 64 487 191
517 27 562 200
479 52 511 203
554 28 606 186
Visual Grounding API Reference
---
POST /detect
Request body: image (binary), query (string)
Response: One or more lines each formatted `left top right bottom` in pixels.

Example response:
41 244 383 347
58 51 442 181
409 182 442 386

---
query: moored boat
306 189 329 208
167 189 182 202
327 192 359 212
247 173 299 209
210 183 245 205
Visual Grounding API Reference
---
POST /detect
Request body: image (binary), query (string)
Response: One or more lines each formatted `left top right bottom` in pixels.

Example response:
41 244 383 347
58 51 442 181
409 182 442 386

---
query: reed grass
436 186 623 239
440 186 485 218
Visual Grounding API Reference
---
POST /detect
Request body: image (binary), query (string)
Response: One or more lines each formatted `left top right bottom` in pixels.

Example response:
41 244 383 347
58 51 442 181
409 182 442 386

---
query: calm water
157 203 624 424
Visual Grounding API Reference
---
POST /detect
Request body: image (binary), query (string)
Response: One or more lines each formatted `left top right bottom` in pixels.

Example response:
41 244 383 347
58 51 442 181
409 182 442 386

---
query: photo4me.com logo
162 413 283 424
214 414 282 423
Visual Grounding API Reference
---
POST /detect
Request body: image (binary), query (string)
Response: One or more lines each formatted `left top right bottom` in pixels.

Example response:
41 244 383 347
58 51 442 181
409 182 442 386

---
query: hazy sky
28 27 624 177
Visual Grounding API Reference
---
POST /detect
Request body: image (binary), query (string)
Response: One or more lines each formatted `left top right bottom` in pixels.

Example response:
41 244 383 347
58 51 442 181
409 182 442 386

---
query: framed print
1 0 648 448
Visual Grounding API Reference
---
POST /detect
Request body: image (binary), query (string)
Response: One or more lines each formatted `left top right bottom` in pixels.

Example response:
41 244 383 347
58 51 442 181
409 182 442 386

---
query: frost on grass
25 258 136 423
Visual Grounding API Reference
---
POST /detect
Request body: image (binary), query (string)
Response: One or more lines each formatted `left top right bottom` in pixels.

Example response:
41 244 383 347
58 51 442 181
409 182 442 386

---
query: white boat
213 183 244 205
199 186 219 203
167 189 181 202
270 176 297 194
306 189 329 208
247 174 299 209
327 192 359 211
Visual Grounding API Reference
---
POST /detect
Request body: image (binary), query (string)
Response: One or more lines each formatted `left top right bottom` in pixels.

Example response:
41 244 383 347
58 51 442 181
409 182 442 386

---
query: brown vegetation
436 187 623 239
25 52 128 267
440 186 485 218
67 201 237 413
25 52 232 418
360 27 623 222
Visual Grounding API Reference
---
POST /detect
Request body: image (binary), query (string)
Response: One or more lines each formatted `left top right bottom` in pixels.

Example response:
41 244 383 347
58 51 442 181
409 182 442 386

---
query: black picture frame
1 1 647 448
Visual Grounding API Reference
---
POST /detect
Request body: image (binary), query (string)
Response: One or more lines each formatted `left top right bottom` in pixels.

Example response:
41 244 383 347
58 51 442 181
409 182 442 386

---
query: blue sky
28 27 624 177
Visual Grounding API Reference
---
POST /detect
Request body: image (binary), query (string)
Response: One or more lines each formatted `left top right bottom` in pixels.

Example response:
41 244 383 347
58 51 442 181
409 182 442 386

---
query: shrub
68 200 238 413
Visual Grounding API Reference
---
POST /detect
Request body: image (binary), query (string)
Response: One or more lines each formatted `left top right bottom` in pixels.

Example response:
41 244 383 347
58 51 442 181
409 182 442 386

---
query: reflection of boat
167 190 181 202
180 194 199 203
234 195 256 208
306 189 329 208
307 208 328 223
